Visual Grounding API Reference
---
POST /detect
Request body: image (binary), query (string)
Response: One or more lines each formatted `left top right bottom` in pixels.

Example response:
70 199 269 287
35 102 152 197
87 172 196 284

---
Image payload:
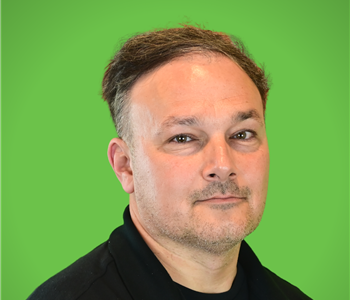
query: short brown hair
102 25 270 143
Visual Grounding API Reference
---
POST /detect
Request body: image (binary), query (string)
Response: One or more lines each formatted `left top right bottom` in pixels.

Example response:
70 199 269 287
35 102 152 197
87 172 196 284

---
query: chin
158 214 259 256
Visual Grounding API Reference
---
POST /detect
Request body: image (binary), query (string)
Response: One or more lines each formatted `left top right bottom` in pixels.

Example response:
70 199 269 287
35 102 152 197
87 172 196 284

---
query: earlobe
107 138 134 194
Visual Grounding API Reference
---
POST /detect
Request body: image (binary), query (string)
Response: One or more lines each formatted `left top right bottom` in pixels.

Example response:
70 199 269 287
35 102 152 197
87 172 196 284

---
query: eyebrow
161 116 201 129
158 109 263 134
234 109 263 125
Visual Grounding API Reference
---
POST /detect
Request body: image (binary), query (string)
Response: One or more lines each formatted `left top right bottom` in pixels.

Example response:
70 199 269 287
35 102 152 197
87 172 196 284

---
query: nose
202 137 236 182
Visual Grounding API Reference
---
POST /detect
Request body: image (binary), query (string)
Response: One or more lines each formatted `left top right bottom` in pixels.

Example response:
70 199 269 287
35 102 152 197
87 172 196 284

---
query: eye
171 134 193 143
232 130 255 140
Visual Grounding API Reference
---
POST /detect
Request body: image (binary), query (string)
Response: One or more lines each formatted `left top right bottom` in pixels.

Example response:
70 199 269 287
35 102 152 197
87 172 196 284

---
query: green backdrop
2 0 349 299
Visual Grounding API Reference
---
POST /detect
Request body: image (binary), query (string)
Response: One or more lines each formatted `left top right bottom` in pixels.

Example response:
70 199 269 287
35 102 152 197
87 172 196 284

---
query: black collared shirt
27 206 312 300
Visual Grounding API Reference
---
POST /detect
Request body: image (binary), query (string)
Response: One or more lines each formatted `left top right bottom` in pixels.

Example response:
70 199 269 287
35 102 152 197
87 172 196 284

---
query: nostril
209 173 216 178
229 173 234 176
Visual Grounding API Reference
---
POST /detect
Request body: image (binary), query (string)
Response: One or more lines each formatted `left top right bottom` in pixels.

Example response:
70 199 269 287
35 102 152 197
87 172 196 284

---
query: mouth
196 195 247 204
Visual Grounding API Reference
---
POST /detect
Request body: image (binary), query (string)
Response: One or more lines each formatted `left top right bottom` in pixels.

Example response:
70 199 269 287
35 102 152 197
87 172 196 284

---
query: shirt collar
108 206 289 300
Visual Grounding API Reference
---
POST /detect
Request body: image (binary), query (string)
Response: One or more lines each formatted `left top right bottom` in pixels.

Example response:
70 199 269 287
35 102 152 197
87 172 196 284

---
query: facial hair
135 179 264 256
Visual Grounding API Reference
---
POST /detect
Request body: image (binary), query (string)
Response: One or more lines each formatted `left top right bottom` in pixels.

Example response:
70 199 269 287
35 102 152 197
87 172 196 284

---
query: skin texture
108 53 270 293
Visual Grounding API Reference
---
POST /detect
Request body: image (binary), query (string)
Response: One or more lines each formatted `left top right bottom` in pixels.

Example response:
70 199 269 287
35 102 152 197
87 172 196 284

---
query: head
104 26 270 255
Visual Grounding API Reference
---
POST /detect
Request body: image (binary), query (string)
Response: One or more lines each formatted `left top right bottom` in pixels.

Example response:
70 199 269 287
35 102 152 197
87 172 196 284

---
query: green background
2 0 349 299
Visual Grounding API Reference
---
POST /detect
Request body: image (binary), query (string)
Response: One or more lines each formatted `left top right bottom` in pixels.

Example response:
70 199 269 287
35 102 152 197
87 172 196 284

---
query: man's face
128 54 269 254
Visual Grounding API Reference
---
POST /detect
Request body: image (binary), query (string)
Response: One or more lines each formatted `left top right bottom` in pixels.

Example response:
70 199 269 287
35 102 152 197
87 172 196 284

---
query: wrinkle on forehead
155 109 264 136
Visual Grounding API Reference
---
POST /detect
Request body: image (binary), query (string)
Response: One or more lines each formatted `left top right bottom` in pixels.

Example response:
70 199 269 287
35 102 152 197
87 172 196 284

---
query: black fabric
27 206 312 300
175 263 248 300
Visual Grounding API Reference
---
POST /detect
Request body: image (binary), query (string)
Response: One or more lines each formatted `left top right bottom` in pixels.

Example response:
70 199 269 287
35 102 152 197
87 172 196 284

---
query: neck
129 204 241 293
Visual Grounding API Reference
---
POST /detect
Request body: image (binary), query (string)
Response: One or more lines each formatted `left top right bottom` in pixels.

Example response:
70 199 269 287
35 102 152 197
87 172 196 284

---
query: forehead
129 54 263 131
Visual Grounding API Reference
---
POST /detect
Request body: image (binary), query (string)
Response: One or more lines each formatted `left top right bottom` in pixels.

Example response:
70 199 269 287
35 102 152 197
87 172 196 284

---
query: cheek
156 155 200 192
238 149 269 194
260 150 270 190
143 151 201 205
250 153 269 214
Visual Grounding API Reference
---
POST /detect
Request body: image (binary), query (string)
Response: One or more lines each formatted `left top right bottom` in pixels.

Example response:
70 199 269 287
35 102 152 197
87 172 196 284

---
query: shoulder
27 241 129 300
263 267 312 300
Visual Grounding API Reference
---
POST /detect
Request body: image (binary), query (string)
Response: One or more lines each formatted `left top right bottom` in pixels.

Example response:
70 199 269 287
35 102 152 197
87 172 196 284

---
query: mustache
189 181 251 201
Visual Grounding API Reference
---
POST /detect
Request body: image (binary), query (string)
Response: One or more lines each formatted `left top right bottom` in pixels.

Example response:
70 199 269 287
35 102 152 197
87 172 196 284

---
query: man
28 25 311 299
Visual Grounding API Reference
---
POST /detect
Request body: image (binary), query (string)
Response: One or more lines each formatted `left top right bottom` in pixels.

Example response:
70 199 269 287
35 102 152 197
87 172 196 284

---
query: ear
108 138 134 194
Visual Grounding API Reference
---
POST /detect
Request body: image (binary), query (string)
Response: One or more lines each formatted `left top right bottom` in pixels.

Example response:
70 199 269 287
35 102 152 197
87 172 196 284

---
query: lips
196 195 246 204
